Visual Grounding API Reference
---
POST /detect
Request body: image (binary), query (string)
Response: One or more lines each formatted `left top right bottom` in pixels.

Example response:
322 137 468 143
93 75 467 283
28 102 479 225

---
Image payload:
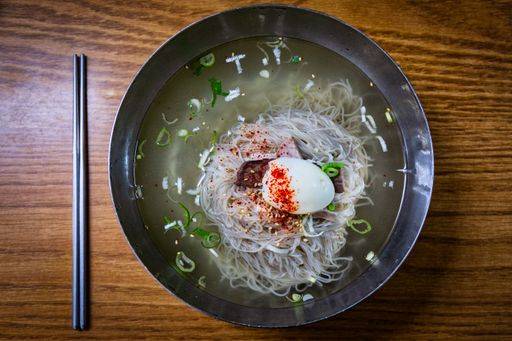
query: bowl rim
109 4 434 327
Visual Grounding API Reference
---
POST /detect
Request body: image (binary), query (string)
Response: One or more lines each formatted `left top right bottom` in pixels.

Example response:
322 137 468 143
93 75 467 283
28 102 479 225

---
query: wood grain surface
1 0 511 339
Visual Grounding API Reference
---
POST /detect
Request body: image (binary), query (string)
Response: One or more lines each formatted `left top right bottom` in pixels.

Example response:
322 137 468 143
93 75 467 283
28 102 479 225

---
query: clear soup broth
135 37 405 308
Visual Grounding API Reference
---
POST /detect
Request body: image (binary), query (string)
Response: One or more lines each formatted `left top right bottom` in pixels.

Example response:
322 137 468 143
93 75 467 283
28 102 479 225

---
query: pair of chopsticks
72 54 88 331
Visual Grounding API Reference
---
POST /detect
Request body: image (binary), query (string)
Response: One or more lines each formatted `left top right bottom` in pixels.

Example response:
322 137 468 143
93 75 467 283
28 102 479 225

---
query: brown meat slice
235 138 302 188
332 173 344 193
276 137 302 158
235 158 273 188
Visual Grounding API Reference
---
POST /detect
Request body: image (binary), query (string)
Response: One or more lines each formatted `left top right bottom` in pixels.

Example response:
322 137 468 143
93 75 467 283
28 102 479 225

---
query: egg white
262 157 335 214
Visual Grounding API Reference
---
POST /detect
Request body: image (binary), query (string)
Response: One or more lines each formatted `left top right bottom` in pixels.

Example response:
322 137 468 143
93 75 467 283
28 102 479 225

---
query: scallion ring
286 293 303 303
198 275 206 288
321 161 344 177
385 110 394 123
347 219 372 235
201 232 221 249
155 127 171 147
327 203 336 211
210 130 218 145
175 251 195 273
178 202 191 229
136 139 146 160
321 161 344 171
192 227 221 248
323 167 339 177
187 98 202 116
192 227 208 239
177 129 193 142
191 211 205 227
199 53 215 68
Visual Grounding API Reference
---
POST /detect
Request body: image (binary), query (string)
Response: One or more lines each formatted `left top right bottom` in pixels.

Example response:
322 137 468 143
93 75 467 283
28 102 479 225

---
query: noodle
199 80 370 296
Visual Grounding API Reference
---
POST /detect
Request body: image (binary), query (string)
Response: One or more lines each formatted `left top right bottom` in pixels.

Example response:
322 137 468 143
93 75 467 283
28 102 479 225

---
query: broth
135 37 405 308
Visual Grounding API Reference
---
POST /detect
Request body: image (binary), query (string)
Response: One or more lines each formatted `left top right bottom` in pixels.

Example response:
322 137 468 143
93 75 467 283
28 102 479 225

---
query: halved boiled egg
261 157 334 214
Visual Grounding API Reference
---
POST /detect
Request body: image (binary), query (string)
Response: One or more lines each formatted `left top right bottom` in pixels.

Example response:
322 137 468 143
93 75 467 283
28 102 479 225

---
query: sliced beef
332 173 344 193
235 158 272 188
235 138 303 188
276 137 302 159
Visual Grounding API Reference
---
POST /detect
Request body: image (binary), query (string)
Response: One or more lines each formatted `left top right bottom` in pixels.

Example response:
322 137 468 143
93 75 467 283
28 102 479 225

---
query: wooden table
1 0 511 339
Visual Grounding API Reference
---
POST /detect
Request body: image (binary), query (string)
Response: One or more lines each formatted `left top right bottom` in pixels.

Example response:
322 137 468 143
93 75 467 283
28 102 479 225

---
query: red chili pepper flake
266 164 298 213
244 130 255 138
246 189 300 231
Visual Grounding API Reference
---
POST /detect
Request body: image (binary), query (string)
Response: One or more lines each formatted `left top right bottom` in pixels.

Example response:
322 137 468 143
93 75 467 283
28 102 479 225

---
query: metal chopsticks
72 54 88 331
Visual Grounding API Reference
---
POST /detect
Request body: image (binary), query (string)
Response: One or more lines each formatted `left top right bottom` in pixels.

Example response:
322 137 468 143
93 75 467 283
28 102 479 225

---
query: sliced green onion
192 227 221 248
163 216 177 233
191 211 205 226
162 176 169 190
323 167 339 177
191 228 209 239
187 98 202 116
136 139 146 160
321 162 344 177
155 127 171 147
175 220 186 237
202 232 221 248
192 53 215 76
347 219 372 235
177 128 193 142
366 251 376 261
290 55 302 63
294 84 303 98
303 293 314 302
198 275 206 288
321 162 344 171
161 113 178 125
134 185 143 199
175 251 195 272
178 202 191 229
259 69 270 78
208 78 229 107
286 293 303 303
198 148 211 170
199 53 215 67
327 203 336 211
210 130 218 145
385 110 394 123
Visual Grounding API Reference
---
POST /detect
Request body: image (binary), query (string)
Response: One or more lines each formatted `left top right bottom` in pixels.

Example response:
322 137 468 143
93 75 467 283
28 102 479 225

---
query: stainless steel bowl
109 5 433 327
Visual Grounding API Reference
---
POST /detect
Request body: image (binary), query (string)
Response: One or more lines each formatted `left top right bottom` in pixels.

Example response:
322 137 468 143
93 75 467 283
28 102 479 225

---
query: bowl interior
109 5 433 327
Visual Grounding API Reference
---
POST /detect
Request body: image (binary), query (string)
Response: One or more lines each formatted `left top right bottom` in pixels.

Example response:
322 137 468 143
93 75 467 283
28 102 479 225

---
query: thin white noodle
199 80 370 296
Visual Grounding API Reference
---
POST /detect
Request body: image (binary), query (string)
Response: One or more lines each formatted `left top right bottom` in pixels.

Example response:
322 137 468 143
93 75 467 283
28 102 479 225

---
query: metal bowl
109 5 433 327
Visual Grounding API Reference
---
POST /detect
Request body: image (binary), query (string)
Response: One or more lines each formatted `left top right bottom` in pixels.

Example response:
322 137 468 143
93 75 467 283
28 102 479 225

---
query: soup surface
135 36 405 308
